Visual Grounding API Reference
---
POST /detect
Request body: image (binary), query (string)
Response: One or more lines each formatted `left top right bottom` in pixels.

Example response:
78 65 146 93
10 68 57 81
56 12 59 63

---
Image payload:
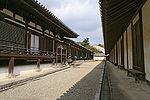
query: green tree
77 38 102 53
98 44 104 48
77 38 89 47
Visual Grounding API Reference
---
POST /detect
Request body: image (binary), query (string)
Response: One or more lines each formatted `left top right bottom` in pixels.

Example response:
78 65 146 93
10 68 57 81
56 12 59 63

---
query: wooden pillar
56 47 58 65
37 58 40 69
42 28 46 52
67 47 70 59
53 39 55 54
8 57 14 75
52 58 55 66
25 22 28 48
66 49 67 63
61 47 63 64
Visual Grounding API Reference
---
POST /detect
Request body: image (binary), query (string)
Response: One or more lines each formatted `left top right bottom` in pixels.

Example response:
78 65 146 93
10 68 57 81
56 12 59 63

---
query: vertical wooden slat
61 47 62 64
53 39 55 54
28 32 31 49
25 22 28 48
56 47 58 65
52 58 55 66
68 47 70 59
116 42 118 65
66 49 67 63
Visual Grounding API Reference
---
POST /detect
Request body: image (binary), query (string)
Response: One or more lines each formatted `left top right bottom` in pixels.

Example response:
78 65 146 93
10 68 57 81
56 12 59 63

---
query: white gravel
0 61 104 100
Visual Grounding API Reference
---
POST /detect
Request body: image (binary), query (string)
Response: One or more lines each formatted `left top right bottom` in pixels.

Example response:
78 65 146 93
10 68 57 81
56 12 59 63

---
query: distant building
94 53 106 61
93 45 105 53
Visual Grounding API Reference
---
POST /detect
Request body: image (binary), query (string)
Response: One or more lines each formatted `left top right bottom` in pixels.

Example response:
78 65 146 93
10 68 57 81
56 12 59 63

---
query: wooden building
0 0 94 76
99 0 150 82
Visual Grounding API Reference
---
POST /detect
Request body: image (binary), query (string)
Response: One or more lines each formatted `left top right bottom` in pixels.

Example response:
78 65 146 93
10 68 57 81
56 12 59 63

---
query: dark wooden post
61 47 63 64
52 58 55 66
53 35 55 55
65 49 67 64
8 57 14 76
56 47 58 65
67 47 70 59
37 58 40 69
42 27 46 53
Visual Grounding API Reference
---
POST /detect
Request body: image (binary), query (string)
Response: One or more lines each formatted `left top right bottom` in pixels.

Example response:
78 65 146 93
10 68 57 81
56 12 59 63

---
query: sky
38 0 103 45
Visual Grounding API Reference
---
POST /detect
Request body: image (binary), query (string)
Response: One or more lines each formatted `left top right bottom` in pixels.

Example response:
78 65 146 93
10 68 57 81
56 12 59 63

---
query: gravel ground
0 61 104 100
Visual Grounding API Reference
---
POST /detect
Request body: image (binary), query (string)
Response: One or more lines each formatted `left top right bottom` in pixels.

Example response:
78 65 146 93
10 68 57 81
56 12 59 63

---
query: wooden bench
114 63 118 66
127 69 145 82
118 65 124 69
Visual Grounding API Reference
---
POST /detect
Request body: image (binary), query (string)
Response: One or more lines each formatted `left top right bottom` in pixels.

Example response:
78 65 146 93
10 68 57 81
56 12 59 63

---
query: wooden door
132 20 144 72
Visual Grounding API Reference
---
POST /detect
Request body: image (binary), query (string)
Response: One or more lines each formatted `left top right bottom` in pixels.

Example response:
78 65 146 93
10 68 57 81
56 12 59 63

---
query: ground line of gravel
0 66 70 92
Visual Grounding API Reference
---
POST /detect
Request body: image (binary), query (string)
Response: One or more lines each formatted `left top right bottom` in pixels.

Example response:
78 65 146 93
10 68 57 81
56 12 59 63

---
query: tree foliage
98 44 104 48
77 38 102 53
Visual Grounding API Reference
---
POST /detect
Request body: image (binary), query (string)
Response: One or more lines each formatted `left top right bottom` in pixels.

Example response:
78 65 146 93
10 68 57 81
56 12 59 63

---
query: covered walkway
101 61 150 100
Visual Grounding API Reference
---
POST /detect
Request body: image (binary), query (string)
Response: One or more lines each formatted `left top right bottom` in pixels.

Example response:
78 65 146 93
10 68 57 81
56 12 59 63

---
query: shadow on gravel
100 61 132 100
57 61 104 100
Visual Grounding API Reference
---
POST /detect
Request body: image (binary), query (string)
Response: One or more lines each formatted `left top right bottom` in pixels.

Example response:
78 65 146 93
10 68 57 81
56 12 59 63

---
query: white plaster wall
117 41 120 65
114 45 117 64
1 9 13 17
127 24 133 69
94 57 105 61
142 0 150 81
28 22 35 27
36 25 42 31
118 40 120 65
120 36 122 65
118 39 121 65
15 14 25 23
124 31 128 69
117 41 119 65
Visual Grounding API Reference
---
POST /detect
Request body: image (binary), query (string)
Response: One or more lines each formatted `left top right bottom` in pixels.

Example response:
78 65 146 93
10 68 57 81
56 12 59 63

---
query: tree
77 38 89 47
77 38 102 53
98 44 104 48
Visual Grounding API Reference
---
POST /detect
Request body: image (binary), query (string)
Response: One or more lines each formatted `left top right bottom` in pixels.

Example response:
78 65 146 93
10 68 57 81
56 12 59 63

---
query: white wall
142 0 150 81
124 31 128 69
94 57 105 61
118 39 121 65
114 45 117 64
127 24 133 69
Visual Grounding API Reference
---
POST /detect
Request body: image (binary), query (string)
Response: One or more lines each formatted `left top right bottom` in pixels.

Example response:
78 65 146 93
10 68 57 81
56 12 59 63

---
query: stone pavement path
102 61 150 100
0 61 104 100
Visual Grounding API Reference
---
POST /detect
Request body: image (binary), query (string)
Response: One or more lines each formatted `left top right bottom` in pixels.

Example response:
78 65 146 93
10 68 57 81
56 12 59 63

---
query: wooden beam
106 4 137 24
0 53 55 59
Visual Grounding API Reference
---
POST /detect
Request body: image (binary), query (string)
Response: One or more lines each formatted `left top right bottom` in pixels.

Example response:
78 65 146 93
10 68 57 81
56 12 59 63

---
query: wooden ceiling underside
99 0 146 54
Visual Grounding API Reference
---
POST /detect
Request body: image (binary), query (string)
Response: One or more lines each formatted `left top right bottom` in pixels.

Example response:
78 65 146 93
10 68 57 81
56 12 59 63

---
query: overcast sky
38 0 103 45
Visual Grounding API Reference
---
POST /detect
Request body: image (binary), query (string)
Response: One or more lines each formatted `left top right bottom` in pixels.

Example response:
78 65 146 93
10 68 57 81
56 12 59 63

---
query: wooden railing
0 44 54 57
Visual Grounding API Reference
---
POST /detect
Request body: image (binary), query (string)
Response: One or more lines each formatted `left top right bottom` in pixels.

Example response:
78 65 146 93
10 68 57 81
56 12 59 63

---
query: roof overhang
99 0 146 54
0 0 78 38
